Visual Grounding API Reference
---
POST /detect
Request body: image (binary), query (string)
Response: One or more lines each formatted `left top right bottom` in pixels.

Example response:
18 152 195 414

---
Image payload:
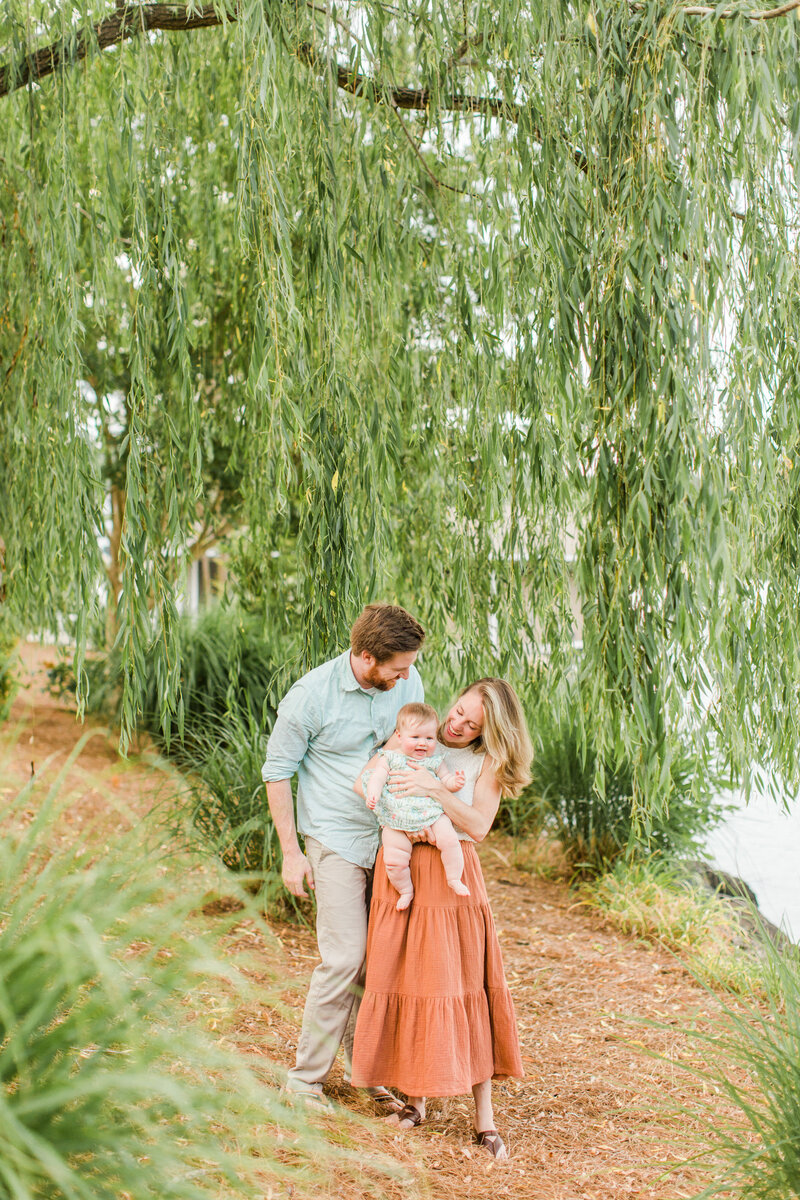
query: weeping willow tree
1 0 800 809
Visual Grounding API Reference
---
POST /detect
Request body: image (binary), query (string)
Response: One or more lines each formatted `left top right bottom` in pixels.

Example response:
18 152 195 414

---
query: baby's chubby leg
431 816 470 896
382 827 415 911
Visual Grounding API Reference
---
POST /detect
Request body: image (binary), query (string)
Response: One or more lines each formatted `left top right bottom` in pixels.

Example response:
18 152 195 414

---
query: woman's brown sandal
474 1129 508 1159
395 1103 424 1128
366 1086 403 1114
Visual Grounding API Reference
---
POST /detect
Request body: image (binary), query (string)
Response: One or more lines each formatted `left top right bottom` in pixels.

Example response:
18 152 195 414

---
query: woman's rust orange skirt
351 842 523 1096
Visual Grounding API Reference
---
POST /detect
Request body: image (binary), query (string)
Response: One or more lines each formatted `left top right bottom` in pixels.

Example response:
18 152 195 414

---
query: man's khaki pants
286 837 373 1090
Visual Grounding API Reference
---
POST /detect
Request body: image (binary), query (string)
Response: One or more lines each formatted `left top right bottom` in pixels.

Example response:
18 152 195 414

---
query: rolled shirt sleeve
261 683 320 783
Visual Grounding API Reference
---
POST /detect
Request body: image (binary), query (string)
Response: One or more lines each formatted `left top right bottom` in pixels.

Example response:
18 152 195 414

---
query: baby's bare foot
396 892 414 911
448 879 470 896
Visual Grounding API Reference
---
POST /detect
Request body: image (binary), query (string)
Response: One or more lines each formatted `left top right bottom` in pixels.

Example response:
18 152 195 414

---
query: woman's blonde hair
451 678 533 800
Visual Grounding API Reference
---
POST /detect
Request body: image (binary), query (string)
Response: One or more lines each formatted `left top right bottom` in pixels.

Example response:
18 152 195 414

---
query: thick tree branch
293 42 517 120
294 44 589 172
680 0 800 15
0 4 230 97
0 4 588 172
631 0 800 15
2 321 29 388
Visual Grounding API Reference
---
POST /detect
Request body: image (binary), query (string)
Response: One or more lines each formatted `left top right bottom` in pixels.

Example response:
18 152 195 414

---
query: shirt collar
339 650 373 694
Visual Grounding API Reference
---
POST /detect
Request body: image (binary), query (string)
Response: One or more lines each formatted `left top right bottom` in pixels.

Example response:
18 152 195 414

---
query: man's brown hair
396 702 439 730
350 603 425 662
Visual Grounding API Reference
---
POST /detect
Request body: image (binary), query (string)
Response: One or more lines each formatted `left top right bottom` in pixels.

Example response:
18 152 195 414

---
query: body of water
704 789 800 942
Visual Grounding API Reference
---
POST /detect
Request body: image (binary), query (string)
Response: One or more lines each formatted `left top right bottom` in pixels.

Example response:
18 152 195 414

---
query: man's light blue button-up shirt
261 650 424 868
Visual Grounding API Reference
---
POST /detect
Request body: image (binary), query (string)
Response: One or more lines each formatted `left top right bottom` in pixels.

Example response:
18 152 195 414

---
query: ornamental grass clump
676 935 800 1199
531 707 722 877
169 706 283 881
585 858 770 997
50 607 284 878
152 615 281 881
0 755 340 1199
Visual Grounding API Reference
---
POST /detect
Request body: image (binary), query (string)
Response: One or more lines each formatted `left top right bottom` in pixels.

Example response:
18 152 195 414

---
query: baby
362 702 470 911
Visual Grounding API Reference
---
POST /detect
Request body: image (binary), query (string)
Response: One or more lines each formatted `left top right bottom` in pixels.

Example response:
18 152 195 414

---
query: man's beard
362 667 396 691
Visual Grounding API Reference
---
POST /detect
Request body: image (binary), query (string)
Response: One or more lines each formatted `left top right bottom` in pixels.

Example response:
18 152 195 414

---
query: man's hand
388 764 438 797
407 826 436 845
282 850 315 897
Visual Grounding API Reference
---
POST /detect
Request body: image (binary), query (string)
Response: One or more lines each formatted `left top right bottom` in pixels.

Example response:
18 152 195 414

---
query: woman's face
442 689 484 747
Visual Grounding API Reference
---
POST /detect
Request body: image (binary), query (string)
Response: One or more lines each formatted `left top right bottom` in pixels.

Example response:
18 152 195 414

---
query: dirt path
256 852 722 1200
2 645 728 1200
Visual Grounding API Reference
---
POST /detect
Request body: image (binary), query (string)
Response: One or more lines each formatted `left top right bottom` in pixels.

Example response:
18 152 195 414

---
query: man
262 602 425 1107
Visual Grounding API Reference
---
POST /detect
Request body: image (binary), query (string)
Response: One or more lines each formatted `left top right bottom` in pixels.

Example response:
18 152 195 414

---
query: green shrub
0 754 318 1199
527 707 723 877
49 608 282 879
0 621 17 720
50 606 279 745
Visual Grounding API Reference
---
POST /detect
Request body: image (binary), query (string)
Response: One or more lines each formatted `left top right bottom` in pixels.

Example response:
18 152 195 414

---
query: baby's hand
366 790 379 811
443 768 466 792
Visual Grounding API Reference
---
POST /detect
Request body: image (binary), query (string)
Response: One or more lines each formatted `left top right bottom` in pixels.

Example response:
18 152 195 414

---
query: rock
684 860 758 906
683 858 793 952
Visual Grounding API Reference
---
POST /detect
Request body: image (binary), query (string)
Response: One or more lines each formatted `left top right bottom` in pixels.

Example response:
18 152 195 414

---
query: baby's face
396 719 439 759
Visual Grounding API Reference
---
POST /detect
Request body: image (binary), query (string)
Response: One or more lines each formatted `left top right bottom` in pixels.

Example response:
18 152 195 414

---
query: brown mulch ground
2 643 734 1200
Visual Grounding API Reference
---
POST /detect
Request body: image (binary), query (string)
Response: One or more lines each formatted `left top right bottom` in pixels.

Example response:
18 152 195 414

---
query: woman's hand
387 764 440 798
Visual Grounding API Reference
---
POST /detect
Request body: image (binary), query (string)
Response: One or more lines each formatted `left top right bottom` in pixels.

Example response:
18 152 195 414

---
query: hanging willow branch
4 0 800 804
4 0 800 102
0 4 590 171
0 2 510 114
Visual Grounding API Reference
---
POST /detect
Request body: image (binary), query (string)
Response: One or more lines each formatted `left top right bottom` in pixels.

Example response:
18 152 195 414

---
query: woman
351 677 533 1159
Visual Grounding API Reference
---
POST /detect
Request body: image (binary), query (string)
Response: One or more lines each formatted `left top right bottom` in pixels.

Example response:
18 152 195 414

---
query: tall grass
674 936 800 1199
50 608 282 879
520 707 723 876
585 858 771 997
0 747 404 1198
0 621 17 720
0 756 263 1199
167 708 286 883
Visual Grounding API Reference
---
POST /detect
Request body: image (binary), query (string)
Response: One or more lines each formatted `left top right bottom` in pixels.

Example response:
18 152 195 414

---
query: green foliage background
2 0 800 811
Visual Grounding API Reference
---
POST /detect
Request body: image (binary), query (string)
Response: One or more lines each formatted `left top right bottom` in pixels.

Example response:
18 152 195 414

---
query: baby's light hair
396 702 440 731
